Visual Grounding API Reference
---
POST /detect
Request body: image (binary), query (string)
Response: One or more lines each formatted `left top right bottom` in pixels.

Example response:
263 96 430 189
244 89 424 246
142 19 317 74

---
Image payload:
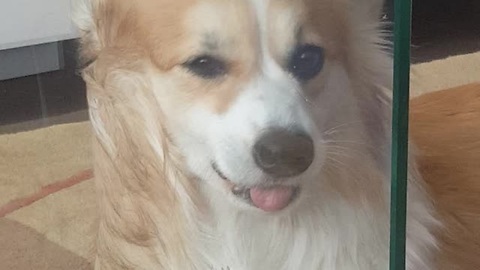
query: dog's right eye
183 56 227 79
288 44 325 81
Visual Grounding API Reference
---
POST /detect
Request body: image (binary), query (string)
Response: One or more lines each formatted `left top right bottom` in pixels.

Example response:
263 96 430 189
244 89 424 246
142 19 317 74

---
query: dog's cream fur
75 0 478 269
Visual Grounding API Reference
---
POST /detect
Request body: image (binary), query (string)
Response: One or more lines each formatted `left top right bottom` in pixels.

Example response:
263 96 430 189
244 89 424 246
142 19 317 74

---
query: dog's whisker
324 140 370 147
324 139 378 153
322 121 365 135
326 147 370 160
293 86 313 105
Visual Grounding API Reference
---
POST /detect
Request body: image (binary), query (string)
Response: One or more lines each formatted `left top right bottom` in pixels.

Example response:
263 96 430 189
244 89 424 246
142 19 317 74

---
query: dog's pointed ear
74 0 132 67
74 0 103 66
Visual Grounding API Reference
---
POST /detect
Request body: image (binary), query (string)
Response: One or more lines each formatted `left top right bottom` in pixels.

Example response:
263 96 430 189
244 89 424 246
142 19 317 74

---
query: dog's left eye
183 55 227 79
288 44 325 81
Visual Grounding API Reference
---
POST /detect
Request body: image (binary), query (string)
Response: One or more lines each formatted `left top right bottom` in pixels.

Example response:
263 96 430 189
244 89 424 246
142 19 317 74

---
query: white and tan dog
75 0 479 269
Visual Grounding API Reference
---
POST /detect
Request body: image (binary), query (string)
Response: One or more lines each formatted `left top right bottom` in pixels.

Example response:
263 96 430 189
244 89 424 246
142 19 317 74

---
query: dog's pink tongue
249 186 294 212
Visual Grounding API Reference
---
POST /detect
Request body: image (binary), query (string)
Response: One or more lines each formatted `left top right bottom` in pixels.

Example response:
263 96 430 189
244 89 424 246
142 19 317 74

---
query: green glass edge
389 0 412 270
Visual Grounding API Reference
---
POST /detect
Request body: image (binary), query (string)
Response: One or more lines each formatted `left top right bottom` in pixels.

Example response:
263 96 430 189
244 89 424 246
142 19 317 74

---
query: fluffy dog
75 0 479 269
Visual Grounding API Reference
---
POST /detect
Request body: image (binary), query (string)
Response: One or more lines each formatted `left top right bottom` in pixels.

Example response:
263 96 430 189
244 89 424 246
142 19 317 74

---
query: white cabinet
0 0 80 79
0 0 79 50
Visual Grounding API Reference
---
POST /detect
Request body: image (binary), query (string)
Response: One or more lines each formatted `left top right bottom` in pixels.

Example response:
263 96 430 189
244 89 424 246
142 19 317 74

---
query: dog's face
83 0 386 213
146 0 359 213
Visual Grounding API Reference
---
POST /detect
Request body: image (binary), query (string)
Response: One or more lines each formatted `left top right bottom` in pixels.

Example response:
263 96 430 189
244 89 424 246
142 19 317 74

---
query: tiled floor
0 2 479 133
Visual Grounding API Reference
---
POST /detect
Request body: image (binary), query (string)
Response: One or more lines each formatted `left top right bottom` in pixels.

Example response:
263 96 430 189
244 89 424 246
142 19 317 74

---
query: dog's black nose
253 128 314 178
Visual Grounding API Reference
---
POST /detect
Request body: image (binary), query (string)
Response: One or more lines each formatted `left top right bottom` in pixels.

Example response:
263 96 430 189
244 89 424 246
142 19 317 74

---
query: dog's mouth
212 163 299 212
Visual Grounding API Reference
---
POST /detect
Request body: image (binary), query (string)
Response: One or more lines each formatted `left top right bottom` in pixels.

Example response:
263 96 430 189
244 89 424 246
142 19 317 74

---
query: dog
75 0 479 269
410 83 480 270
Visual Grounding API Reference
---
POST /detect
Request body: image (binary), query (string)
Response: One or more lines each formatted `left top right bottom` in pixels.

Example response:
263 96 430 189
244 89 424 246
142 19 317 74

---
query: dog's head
78 0 391 213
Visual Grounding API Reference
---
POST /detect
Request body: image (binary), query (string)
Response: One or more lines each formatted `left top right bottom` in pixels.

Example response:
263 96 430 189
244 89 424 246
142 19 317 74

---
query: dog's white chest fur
198 194 391 270
194 173 438 270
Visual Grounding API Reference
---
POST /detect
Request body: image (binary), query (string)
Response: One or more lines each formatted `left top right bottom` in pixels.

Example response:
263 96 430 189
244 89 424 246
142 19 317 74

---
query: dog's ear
73 0 103 66
74 0 133 67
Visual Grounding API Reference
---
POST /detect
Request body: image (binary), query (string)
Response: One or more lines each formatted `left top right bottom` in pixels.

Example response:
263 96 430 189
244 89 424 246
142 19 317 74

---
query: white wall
0 0 79 50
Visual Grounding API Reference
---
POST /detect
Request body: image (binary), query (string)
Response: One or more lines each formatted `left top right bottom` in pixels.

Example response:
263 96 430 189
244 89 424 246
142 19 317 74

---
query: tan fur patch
268 0 348 62
411 83 480 270
84 58 206 268
137 0 259 114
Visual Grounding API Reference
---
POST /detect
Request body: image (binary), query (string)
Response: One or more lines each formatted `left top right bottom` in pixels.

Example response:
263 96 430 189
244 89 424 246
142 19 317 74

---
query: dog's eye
288 45 325 81
183 55 227 79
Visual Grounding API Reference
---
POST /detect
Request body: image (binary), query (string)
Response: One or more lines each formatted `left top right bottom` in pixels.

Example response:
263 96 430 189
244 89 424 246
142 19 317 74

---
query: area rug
1 52 479 269
411 51 480 97
0 122 95 269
